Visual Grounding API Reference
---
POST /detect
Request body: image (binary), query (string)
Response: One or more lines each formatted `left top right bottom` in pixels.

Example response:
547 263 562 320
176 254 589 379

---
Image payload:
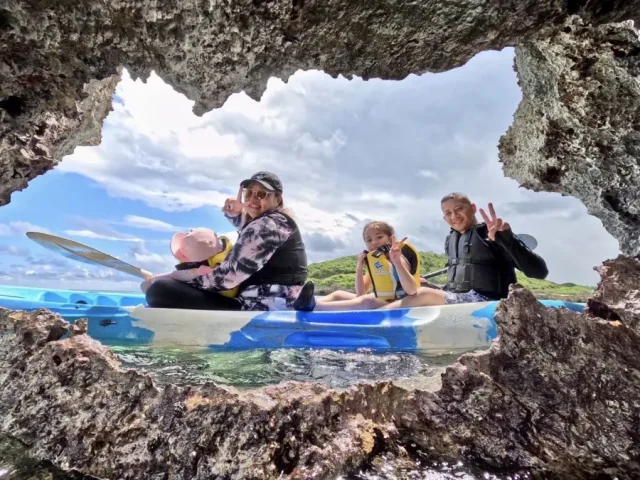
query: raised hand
357 251 367 268
222 186 245 215
479 202 511 241
388 235 407 266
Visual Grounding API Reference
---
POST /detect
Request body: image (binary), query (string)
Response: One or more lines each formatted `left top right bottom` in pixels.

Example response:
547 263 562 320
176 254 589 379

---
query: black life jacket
240 211 308 287
444 223 515 300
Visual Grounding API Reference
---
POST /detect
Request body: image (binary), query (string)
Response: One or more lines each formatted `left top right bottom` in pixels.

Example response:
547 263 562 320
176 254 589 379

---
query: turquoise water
112 345 459 389
0 346 510 479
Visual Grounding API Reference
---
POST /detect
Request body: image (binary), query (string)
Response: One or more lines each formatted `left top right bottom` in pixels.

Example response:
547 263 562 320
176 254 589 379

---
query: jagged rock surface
587 254 640 333
2 0 640 230
3 0 640 478
500 17 640 255
0 308 400 480
2 274 640 479
401 285 640 478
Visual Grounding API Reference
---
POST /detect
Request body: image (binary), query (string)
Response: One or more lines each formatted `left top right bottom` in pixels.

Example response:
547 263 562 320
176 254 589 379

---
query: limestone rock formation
3 0 640 478
500 17 640 255
2 0 640 253
401 284 640 478
2 273 639 478
587 254 640 333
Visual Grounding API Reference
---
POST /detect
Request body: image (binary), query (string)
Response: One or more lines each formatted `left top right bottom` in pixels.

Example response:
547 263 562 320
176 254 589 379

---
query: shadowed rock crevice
587 255 640 332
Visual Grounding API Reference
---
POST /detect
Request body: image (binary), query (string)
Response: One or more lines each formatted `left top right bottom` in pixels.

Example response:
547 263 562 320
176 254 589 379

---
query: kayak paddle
515 233 538 251
26 232 152 279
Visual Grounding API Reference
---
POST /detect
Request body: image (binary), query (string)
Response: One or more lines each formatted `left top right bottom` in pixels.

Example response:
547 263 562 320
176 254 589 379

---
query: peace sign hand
223 186 245 215
479 202 511 241
388 235 407 266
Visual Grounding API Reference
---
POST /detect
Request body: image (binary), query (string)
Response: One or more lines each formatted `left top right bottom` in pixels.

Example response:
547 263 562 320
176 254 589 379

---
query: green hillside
308 252 594 302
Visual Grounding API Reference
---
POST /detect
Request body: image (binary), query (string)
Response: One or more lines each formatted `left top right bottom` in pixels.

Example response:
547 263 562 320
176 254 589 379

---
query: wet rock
0 308 401 479
396 284 640 478
500 17 640 255
0 434 92 480
2 264 640 478
588 255 640 333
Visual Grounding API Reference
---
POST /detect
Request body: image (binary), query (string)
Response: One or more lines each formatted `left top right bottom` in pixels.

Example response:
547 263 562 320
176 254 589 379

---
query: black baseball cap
240 171 283 193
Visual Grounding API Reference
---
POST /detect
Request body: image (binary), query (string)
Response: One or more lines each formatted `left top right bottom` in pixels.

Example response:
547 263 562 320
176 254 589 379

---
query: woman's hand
222 186 245 215
388 235 407 266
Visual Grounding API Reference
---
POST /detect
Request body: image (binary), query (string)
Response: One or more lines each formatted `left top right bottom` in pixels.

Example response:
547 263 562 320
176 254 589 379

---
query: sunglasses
243 189 275 201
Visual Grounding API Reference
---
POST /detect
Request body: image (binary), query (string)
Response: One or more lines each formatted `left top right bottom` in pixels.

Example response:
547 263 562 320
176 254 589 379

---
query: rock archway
2 1 640 253
1 1 639 478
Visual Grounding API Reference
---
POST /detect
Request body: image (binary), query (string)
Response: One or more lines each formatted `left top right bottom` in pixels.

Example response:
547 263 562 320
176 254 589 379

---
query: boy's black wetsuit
444 223 549 300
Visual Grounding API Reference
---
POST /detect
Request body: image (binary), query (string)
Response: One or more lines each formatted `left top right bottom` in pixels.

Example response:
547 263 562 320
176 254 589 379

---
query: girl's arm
394 256 418 296
389 242 418 296
355 252 370 296
355 271 372 296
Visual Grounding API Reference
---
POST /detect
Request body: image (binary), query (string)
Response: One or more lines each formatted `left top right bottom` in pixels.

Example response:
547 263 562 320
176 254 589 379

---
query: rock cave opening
1 1 640 478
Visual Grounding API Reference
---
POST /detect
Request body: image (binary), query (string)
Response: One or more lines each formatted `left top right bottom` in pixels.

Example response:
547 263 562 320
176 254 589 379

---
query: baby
140 228 238 297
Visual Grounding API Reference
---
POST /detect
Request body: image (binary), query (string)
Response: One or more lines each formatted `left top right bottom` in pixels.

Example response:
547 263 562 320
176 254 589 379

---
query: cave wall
2 1 640 478
500 17 640 255
1 1 640 254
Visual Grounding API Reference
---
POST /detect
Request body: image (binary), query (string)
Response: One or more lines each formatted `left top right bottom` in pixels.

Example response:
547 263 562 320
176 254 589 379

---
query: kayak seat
39 292 66 303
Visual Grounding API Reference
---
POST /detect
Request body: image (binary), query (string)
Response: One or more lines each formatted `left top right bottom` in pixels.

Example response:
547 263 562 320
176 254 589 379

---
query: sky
0 47 620 292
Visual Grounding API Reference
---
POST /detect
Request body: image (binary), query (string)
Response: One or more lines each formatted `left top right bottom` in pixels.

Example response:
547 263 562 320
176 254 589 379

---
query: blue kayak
0 284 586 353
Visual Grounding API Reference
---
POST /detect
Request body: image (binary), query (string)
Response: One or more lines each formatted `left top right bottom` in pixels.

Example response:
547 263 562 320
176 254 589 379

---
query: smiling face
363 225 393 252
243 181 281 218
441 197 478 233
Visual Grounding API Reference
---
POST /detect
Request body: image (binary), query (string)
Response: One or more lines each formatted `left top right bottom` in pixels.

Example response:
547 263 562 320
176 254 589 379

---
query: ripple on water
111 345 463 390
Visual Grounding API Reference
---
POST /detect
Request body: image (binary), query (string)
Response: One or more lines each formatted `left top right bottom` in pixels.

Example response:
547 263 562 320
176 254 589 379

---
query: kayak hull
0 284 586 353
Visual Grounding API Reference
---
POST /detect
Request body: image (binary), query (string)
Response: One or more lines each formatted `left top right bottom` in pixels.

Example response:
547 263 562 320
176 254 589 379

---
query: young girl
293 221 421 311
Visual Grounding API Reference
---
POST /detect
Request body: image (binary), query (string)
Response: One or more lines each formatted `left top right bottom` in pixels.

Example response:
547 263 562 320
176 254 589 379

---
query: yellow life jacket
206 236 239 298
364 242 421 301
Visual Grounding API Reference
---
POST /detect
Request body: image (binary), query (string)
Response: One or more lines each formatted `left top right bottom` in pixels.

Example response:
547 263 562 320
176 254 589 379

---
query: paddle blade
26 232 149 279
516 233 538 251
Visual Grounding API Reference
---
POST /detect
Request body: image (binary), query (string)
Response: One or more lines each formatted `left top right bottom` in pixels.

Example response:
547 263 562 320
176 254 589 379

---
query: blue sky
0 48 620 291
0 169 237 291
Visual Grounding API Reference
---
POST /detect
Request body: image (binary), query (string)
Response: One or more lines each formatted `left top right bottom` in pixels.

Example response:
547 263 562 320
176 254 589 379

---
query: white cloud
127 241 176 274
419 170 441 181
0 221 51 236
0 245 29 256
63 229 142 242
122 215 180 232
1 259 143 292
63 216 145 242
58 49 621 286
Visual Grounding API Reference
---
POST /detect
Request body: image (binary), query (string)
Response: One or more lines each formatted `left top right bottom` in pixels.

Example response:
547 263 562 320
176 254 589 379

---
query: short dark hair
440 192 471 205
